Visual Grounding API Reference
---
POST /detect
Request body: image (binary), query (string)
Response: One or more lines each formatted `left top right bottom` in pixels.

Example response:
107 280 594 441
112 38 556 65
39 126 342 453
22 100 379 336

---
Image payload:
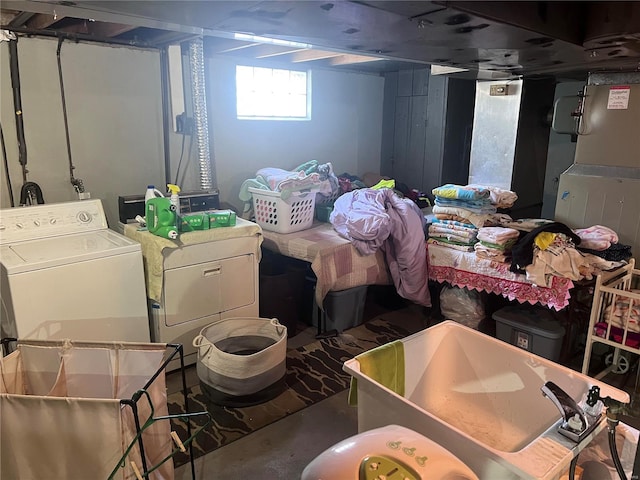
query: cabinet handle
203 266 221 276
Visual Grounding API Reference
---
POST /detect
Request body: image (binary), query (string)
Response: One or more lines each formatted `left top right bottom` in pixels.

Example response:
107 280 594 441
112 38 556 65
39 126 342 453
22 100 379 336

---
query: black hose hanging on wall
9 37 45 205
8 39 27 184
56 37 84 194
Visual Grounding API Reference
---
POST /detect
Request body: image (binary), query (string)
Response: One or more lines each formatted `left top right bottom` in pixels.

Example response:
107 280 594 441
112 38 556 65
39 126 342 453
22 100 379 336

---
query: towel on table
432 184 490 201
467 184 518 208
348 340 405 406
434 197 497 214
427 237 475 252
477 227 520 246
431 218 476 230
432 205 489 229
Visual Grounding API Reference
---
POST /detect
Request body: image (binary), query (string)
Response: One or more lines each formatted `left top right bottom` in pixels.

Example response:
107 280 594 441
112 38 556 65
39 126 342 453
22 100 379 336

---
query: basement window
236 66 311 120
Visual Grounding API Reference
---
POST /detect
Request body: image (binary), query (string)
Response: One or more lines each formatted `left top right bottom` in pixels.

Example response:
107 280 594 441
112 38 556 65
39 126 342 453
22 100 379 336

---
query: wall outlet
175 113 194 135
490 84 509 96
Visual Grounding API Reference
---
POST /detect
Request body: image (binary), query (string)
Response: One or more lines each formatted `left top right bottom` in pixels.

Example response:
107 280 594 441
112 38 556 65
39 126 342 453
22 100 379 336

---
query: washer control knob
33 220 40 226
16 223 24 229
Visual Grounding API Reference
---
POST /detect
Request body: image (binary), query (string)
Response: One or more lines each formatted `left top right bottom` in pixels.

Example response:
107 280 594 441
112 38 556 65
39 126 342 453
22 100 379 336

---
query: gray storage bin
312 285 368 333
493 306 565 361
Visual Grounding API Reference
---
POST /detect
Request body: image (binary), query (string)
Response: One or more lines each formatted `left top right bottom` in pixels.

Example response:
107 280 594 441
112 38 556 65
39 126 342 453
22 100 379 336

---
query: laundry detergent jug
146 197 178 239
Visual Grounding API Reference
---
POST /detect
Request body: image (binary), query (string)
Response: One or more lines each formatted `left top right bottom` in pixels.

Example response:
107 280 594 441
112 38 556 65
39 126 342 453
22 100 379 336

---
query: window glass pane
236 65 309 120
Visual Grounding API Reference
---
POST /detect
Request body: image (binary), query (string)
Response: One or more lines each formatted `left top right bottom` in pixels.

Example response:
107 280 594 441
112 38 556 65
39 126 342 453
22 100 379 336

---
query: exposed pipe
8 38 27 184
188 38 215 190
159 46 173 189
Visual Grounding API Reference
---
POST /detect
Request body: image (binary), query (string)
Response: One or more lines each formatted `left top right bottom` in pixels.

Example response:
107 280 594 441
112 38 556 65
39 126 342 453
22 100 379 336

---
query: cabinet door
220 254 256 313
162 254 256 326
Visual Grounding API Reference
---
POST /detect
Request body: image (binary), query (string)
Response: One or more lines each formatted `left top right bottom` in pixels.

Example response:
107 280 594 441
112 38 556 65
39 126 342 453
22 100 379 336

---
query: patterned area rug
167 310 426 466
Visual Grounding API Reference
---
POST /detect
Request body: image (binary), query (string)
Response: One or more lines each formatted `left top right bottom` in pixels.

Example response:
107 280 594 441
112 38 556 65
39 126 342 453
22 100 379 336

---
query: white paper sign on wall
607 86 630 110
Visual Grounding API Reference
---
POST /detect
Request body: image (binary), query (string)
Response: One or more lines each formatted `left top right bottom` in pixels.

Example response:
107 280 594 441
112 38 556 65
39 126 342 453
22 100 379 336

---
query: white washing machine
0 200 150 342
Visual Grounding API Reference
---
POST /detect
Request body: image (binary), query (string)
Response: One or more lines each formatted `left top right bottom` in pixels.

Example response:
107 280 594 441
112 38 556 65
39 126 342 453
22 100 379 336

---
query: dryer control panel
0 200 107 244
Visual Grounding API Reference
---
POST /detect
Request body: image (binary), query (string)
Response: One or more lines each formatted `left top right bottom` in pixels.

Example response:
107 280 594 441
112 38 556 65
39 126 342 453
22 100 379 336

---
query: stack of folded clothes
467 184 518 209
431 184 496 228
474 226 520 263
427 218 478 252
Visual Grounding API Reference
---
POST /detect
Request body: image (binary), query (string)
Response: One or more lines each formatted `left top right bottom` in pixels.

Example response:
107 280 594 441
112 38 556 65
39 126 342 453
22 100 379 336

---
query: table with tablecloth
427 242 574 311
260 221 392 307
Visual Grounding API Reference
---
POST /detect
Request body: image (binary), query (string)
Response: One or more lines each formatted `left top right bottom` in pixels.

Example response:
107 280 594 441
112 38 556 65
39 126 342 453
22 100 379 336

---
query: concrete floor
167 294 640 480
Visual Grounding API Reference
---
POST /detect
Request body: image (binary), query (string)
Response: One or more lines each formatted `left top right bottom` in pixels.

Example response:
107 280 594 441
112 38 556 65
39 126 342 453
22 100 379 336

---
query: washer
0 200 150 342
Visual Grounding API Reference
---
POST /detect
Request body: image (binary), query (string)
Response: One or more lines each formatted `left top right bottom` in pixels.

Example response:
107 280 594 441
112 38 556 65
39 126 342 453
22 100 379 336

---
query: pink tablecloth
427 243 574 311
260 222 391 306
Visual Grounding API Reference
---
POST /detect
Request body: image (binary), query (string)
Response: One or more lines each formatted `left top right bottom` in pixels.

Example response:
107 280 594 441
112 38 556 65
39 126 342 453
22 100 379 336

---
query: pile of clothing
510 222 624 287
474 226 520 262
239 160 339 212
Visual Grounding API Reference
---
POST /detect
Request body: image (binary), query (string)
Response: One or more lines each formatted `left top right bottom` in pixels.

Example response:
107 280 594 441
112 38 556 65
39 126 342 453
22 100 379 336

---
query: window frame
235 65 312 121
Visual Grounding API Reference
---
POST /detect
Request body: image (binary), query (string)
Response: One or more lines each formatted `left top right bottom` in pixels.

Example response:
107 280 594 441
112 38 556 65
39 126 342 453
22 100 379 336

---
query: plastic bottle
167 184 181 215
145 185 164 204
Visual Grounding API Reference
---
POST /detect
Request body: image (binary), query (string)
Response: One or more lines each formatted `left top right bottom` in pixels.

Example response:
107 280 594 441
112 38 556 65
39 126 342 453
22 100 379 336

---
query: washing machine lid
0 229 141 274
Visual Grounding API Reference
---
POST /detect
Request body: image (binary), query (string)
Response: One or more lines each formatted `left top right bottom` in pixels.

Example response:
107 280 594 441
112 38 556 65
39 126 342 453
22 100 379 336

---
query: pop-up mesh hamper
249 187 316 233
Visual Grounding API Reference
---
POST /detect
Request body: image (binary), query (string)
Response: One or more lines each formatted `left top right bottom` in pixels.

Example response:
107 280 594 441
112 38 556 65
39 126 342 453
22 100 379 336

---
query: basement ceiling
2 1 640 78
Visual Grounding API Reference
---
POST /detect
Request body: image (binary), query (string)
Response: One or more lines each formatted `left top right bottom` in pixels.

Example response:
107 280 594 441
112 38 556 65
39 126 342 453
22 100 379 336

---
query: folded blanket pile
433 184 497 215
474 226 520 263
428 218 478 251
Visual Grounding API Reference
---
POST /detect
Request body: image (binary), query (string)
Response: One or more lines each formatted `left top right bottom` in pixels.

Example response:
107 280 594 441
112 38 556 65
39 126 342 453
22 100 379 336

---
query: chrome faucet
541 381 601 442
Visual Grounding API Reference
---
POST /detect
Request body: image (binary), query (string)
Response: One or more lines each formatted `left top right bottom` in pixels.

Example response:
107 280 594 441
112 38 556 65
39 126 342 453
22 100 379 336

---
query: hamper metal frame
1 338 211 480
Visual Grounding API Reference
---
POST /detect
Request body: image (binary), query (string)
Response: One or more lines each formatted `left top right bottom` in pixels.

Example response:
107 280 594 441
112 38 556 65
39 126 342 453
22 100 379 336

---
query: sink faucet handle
541 381 587 432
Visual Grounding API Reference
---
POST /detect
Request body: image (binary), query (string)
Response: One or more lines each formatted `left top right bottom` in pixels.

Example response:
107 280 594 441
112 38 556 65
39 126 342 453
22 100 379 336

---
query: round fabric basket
193 317 287 407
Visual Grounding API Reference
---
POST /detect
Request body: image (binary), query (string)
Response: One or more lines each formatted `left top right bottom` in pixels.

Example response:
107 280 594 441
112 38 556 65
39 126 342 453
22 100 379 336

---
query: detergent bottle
144 185 164 204
146 197 179 240
167 183 181 216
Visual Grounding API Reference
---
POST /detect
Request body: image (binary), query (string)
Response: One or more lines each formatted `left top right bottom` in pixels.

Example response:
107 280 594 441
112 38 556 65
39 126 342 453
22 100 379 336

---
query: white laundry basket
249 187 316 233
193 317 287 407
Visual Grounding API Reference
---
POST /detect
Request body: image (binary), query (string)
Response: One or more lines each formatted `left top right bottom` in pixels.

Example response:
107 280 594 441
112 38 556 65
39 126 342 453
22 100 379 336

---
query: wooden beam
26 13 63 30
251 44 307 59
329 54 384 66
291 50 343 63
88 22 137 38
8 11 33 27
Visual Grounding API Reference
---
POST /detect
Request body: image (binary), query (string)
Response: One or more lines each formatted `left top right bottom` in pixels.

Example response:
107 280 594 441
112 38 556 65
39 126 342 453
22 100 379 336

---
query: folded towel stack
431 184 498 229
432 184 497 215
474 226 520 263
428 218 478 252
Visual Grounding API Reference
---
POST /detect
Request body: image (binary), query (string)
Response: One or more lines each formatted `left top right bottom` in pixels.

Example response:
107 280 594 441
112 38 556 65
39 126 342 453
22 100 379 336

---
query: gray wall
0 37 166 227
541 81 585 219
0 37 384 225
204 56 384 214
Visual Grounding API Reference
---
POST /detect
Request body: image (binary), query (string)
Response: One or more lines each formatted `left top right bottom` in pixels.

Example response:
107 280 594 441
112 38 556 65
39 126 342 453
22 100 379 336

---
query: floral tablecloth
427 243 574 311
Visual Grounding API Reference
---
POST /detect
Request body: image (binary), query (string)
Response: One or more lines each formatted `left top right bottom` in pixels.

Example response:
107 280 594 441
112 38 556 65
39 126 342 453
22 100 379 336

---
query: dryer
0 200 150 342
